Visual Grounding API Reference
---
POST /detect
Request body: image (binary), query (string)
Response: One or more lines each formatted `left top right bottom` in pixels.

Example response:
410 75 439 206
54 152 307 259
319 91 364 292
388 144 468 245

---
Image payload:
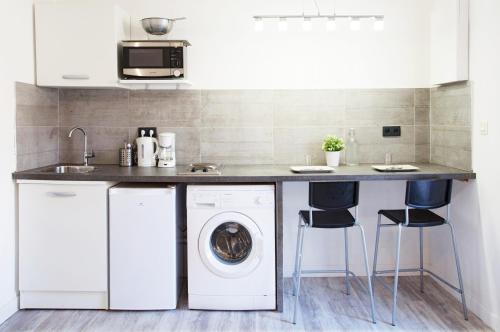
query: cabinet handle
46 192 77 198
62 75 90 80
195 202 216 207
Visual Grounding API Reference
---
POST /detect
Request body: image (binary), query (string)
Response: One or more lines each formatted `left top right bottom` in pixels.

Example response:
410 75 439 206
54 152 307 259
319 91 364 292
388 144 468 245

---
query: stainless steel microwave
119 40 190 79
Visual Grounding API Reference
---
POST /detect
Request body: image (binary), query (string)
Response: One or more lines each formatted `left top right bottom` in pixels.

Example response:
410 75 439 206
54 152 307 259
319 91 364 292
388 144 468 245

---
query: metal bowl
141 17 185 36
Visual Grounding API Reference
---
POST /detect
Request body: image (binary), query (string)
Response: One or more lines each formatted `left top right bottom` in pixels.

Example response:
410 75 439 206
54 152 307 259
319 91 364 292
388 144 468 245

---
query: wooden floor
0 276 491 332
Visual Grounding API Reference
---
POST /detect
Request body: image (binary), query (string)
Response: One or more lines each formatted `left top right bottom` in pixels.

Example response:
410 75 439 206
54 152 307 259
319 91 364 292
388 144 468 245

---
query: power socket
383 126 401 137
137 127 158 138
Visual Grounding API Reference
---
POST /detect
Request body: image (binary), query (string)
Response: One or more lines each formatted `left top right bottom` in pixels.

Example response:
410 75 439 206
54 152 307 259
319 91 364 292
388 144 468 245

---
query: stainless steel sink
42 165 96 174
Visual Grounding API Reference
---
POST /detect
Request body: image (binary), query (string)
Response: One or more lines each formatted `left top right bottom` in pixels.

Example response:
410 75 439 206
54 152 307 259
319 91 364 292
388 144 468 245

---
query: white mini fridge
109 184 183 310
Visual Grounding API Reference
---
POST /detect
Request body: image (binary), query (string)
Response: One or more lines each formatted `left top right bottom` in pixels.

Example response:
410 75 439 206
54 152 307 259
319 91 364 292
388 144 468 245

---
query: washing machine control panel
188 189 275 209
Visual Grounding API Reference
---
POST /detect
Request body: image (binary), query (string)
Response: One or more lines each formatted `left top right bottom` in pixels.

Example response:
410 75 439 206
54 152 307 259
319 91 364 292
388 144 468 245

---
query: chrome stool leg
448 222 469 320
357 224 376 324
292 215 302 296
344 228 351 295
372 214 382 285
292 224 306 324
419 227 424 293
392 223 403 326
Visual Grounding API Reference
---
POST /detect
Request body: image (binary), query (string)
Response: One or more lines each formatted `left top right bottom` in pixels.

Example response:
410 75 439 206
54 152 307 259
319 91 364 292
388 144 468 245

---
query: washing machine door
198 211 263 279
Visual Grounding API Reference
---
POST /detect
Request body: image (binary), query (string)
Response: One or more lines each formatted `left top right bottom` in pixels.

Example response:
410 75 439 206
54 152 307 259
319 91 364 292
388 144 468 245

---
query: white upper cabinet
430 0 469 85
35 0 130 87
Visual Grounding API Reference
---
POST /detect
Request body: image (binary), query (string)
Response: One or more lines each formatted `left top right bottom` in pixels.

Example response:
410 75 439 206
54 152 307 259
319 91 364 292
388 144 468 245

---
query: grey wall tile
202 102 274 128
349 126 415 163
129 90 201 127
17 153 39 171
59 126 129 165
416 144 430 163
15 82 60 171
200 127 273 165
415 106 430 125
430 84 471 127
431 145 471 171
345 107 414 127
345 89 414 127
358 144 415 164
351 126 414 145
415 126 430 145
415 88 430 107
16 126 58 155
156 127 201 165
16 82 58 127
274 105 344 127
273 127 344 165
37 151 59 167
201 90 274 105
59 89 129 127
431 126 471 150
346 89 414 109
273 90 345 107
429 82 471 170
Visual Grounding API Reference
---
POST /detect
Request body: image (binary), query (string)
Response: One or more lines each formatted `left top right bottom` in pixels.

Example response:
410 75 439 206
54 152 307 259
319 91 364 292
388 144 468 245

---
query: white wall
0 0 35 325
117 0 431 89
427 0 500 330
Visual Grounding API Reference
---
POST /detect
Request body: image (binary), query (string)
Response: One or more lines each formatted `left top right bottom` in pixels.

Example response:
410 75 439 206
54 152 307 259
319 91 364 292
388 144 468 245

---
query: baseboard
0 296 18 326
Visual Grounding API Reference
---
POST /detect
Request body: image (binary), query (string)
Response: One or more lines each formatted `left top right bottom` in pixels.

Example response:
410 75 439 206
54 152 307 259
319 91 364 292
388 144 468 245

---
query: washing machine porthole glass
210 222 253 265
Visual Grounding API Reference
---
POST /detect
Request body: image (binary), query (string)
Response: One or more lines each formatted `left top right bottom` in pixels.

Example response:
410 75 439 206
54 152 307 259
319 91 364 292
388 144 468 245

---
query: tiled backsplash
15 83 469 169
56 88 430 165
15 82 59 171
430 82 472 171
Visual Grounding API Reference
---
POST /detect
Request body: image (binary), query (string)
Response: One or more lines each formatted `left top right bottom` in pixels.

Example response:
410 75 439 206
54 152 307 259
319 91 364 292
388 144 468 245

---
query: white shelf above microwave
118 79 192 90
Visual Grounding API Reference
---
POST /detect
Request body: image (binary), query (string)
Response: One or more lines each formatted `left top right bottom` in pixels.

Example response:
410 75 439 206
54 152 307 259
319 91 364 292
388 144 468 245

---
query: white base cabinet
18 181 116 309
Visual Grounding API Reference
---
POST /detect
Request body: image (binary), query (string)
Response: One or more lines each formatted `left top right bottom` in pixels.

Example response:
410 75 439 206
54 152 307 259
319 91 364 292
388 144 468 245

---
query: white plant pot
325 151 341 167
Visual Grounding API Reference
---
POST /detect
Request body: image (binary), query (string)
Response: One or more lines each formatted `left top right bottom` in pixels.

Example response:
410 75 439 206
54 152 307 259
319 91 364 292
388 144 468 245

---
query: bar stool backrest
405 179 452 209
309 182 359 210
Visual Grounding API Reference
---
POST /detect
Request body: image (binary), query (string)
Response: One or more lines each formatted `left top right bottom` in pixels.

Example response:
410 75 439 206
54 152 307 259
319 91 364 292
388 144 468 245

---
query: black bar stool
292 181 376 324
372 179 468 326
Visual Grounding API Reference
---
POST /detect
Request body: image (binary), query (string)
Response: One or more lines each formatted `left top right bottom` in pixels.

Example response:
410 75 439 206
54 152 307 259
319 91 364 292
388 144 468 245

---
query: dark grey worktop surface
13 163 476 182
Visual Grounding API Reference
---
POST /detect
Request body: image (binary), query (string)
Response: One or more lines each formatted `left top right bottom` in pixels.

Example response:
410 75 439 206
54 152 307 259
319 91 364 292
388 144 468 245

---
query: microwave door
122 47 172 78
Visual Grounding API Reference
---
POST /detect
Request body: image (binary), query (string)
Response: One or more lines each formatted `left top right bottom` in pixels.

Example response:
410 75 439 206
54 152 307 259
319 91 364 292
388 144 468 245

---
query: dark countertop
12 163 476 182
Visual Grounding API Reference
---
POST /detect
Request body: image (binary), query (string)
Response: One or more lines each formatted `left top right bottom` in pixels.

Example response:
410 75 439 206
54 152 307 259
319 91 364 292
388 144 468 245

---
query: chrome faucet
68 127 95 166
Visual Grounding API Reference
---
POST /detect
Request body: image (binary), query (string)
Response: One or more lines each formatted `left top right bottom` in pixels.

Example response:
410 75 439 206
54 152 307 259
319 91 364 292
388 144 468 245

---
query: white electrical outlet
480 121 489 135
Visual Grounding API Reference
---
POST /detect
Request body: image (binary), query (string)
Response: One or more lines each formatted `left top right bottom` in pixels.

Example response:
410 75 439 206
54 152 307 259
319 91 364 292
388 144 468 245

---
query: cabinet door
430 0 469 85
19 183 108 292
35 1 129 87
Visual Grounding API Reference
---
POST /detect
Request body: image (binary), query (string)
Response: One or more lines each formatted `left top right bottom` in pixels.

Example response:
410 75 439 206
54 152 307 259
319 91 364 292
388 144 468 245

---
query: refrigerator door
109 185 178 310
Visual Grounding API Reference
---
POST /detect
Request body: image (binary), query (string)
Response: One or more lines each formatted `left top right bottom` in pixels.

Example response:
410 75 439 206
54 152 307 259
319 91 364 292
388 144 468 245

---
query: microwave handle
62 74 90 80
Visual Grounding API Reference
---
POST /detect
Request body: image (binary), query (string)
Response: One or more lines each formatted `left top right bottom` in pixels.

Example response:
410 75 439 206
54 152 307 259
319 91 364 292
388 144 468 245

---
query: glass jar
345 128 359 166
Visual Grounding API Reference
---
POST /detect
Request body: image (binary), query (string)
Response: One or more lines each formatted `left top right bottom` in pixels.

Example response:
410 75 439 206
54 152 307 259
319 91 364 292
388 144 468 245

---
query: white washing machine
187 185 276 310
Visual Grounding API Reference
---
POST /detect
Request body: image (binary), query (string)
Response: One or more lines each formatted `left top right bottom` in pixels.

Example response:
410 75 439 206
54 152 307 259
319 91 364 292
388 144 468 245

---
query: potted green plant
322 135 345 167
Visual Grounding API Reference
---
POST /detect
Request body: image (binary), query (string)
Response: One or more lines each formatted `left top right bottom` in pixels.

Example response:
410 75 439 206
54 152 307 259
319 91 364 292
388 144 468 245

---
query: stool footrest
373 268 462 294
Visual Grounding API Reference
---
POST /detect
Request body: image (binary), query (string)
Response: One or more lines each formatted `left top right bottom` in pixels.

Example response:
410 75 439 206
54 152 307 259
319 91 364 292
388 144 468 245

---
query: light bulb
374 17 384 31
278 18 288 32
254 18 264 32
326 17 336 31
302 17 312 31
350 17 361 31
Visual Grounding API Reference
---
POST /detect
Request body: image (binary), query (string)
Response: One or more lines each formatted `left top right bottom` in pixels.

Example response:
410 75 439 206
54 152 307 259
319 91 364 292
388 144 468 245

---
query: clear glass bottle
345 128 359 166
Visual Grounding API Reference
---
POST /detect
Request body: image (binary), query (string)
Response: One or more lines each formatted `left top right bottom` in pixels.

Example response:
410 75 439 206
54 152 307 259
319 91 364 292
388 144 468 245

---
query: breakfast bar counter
12 163 475 182
12 163 476 313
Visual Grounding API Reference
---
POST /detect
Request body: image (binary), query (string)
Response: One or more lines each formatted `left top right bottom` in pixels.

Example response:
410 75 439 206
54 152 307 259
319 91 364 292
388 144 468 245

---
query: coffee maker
157 133 176 168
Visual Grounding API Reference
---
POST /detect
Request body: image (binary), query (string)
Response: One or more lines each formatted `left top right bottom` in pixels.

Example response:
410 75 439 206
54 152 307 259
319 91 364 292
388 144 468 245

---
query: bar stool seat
299 210 355 228
378 209 445 227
